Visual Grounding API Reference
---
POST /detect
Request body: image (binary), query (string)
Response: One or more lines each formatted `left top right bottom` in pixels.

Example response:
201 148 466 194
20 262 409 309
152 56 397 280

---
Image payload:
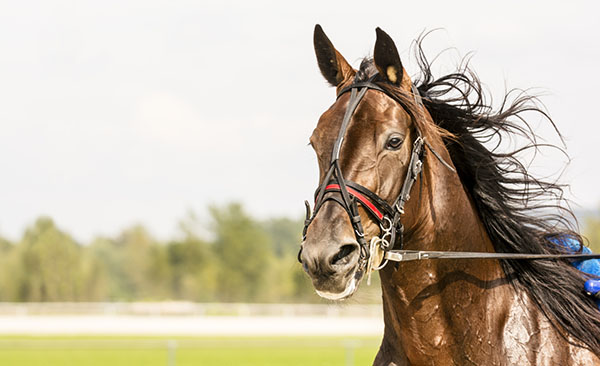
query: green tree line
0 203 321 303
2 202 596 303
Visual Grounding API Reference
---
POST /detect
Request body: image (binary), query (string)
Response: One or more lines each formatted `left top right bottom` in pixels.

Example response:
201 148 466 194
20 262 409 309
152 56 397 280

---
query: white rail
0 302 382 317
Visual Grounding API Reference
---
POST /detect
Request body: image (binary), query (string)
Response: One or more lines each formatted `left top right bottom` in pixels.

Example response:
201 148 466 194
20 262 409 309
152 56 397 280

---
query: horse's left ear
314 24 355 87
374 28 409 89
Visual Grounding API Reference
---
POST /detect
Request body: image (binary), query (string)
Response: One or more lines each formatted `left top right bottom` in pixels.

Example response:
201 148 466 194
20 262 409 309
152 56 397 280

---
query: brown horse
300 25 600 365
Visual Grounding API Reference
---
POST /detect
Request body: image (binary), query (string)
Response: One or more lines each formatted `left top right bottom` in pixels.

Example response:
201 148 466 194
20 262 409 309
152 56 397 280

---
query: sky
0 0 599 242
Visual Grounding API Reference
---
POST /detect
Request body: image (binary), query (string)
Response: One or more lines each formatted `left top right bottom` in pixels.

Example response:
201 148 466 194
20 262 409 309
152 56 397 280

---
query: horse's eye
386 136 403 150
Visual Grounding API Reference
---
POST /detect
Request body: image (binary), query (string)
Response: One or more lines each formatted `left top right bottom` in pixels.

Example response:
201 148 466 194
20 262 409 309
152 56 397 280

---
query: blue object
548 235 600 310
584 279 600 297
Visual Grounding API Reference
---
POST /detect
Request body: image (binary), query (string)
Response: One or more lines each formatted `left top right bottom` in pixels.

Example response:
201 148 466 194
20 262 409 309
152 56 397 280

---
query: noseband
302 73 427 270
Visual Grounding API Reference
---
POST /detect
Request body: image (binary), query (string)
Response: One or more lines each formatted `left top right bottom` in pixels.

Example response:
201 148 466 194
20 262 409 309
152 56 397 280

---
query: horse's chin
315 269 363 301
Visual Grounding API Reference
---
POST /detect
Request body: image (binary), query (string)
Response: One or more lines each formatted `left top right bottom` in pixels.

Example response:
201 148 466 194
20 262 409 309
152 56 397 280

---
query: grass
0 336 381 366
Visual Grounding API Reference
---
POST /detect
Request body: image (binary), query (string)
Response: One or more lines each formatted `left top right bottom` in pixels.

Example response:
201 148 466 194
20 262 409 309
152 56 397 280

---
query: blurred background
1 0 600 365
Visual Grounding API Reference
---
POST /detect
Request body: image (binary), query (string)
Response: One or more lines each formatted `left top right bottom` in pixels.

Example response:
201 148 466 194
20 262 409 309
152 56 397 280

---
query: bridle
301 73 431 273
300 73 600 277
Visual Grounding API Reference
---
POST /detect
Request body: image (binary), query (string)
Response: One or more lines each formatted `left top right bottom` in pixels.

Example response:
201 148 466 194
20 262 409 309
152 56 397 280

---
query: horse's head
300 25 429 300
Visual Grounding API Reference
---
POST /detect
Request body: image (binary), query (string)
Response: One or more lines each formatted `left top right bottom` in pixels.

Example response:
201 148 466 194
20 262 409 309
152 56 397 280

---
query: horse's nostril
331 244 357 266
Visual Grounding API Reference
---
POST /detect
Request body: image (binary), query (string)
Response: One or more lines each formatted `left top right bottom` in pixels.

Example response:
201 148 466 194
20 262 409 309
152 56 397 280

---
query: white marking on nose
315 276 358 301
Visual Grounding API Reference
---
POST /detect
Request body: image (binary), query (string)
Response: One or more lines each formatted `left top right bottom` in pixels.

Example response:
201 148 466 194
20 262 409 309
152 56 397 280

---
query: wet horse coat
300 25 600 365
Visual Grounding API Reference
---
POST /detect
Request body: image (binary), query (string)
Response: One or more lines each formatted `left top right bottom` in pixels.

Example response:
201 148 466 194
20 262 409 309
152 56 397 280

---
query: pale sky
1 1 599 241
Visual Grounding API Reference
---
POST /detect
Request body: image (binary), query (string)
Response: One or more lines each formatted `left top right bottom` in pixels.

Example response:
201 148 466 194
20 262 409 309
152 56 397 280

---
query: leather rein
301 73 600 275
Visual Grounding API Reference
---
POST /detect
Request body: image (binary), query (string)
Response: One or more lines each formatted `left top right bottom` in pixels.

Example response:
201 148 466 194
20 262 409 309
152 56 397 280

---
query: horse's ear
313 24 354 87
374 28 407 88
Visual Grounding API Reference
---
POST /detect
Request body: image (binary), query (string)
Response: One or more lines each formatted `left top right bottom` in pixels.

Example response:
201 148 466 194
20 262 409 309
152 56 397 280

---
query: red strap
324 184 384 220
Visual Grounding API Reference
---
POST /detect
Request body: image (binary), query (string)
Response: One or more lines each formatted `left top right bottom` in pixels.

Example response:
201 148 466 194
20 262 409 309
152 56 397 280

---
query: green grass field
0 336 381 366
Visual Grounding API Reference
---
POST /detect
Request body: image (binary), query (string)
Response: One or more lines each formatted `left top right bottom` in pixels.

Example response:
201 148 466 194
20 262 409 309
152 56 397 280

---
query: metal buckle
379 217 393 250
366 236 388 285
384 250 430 262
395 202 405 214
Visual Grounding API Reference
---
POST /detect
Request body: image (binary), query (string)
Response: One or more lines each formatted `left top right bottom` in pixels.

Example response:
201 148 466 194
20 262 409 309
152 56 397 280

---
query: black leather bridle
301 73 428 270
300 73 600 274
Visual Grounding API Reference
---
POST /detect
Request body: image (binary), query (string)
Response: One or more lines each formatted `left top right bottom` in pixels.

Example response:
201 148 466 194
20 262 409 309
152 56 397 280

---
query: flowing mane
418 66 600 352
353 39 600 353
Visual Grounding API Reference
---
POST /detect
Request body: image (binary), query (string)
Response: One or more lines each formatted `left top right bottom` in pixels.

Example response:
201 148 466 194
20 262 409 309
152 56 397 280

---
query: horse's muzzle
299 240 361 299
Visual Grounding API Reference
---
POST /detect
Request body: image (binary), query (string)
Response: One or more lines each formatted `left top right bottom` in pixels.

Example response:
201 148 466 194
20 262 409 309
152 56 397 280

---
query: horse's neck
375 136 600 365
376 141 515 364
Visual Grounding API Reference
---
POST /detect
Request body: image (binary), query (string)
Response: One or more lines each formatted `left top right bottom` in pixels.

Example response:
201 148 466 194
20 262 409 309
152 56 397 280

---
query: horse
299 25 600 365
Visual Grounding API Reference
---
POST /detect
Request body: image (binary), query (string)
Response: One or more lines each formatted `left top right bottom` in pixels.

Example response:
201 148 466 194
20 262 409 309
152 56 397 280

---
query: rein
301 73 600 275
384 250 600 262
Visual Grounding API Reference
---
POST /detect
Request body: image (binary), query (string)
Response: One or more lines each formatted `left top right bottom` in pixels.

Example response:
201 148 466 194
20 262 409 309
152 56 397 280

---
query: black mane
357 39 600 353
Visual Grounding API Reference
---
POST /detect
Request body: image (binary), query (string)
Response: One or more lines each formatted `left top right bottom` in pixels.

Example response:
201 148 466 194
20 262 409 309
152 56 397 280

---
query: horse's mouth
314 268 364 301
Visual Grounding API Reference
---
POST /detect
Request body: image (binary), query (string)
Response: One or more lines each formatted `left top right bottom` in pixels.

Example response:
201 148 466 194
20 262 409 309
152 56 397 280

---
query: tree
13 217 102 301
0 236 11 253
0 236 16 301
167 235 217 301
261 217 317 302
210 203 273 302
584 212 600 253
263 217 303 258
90 225 168 301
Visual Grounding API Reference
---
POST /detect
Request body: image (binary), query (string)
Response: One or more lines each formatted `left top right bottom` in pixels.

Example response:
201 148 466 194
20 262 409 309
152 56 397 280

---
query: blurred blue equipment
585 279 600 299
549 236 600 309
